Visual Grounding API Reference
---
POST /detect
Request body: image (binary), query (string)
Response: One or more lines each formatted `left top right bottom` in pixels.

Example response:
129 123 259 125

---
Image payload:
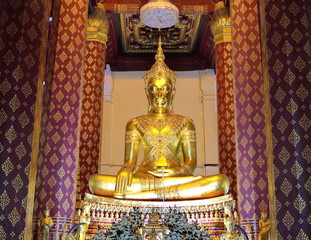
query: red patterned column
260 0 311 238
230 0 269 238
211 2 237 199
78 4 109 199
0 0 51 239
34 0 88 238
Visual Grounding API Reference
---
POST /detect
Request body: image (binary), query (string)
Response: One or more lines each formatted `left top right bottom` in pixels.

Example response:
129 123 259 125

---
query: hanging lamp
140 0 179 29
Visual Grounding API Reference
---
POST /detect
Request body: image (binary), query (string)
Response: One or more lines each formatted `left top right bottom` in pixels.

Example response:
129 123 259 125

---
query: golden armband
125 130 140 143
181 130 196 143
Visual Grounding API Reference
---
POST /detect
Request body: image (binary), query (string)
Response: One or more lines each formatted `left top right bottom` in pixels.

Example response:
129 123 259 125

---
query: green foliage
93 207 143 240
164 209 212 240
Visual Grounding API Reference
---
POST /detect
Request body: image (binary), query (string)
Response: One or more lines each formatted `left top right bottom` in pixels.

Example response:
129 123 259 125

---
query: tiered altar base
82 193 235 240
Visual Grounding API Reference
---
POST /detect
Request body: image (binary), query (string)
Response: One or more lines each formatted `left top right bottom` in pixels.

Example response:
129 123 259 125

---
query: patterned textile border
33 0 88 238
230 0 269 237
263 0 311 238
0 1 46 239
215 42 237 199
78 40 106 197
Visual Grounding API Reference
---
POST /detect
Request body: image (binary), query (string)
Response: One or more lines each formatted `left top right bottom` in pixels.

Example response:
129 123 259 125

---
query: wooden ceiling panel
94 1 218 71
98 0 219 13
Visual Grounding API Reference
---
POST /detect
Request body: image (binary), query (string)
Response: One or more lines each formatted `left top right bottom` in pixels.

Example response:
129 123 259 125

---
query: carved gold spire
144 36 177 86
87 3 109 44
210 1 231 44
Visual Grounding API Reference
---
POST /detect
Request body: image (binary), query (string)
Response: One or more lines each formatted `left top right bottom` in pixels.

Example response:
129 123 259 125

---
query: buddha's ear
145 86 152 109
171 88 176 99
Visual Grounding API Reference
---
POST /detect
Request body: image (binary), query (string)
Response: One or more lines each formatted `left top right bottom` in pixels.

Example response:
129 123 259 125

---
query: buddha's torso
128 114 194 178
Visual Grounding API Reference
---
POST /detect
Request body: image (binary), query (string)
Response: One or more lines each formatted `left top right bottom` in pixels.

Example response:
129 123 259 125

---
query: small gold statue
89 36 230 200
76 204 91 240
221 206 242 240
38 208 54 240
258 211 270 240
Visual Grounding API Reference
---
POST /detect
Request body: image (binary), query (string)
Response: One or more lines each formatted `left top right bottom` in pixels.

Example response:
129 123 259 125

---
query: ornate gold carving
120 13 201 53
82 193 235 238
181 130 196 143
221 206 243 240
125 130 140 143
76 204 91 240
258 211 270 240
84 192 234 207
143 37 177 85
211 2 231 45
142 210 164 239
133 114 186 162
87 3 109 44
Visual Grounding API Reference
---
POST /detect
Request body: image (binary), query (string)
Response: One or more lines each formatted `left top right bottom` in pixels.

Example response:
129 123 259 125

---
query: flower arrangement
93 207 143 240
164 208 211 240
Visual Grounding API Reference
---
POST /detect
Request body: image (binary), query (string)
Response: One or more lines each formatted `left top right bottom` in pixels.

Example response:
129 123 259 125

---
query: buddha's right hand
115 166 133 194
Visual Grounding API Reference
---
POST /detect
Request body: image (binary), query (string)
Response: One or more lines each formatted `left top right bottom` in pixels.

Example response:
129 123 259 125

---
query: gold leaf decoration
1 158 14 176
280 178 292 197
9 95 21 112
12 174 23 193
282 211 295 231
0 190 10 210
0 79 11 95
5 126 17 144
8 207 20 227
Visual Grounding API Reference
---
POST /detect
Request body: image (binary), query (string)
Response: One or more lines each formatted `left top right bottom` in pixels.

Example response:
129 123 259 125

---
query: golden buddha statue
76 204 91 240
38 208 53 240
258 211 270 240
89 37 229 200
221 206 243 240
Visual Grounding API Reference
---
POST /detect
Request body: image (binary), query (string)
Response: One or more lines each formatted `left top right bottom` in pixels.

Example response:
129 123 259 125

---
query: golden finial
210 1 231 44
87 3 109 44
97 3 105 10
144 36 177 86
155 35 165 62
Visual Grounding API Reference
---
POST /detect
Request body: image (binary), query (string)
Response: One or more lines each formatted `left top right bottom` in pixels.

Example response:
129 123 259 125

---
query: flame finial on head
144 36 177 86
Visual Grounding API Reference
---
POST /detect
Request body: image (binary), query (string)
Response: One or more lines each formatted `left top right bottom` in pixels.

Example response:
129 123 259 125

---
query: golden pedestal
81 193 235 239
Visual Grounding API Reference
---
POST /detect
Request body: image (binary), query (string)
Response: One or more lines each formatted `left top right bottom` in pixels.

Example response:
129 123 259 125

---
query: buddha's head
144 36 177 113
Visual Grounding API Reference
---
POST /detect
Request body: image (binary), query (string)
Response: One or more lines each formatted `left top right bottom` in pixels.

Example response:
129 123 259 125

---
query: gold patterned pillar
78 4 109 200
259 0 310 238
211 2 237 199
0 1 51 239
230 0 270 238
33 0 88 238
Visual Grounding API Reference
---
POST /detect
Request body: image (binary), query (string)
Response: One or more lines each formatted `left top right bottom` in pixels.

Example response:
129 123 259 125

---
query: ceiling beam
97 0 217 14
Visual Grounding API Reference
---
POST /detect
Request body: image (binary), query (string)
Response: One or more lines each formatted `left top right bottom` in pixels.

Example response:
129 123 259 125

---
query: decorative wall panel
263 0 311 238
215 42 237 199
230 0 269 237
120 13 201 54
78 41 106 197
34 0 88 238
0 1 46 239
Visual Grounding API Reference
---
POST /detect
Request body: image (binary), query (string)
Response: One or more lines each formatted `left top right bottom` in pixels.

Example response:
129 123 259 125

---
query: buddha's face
146 77 175 113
